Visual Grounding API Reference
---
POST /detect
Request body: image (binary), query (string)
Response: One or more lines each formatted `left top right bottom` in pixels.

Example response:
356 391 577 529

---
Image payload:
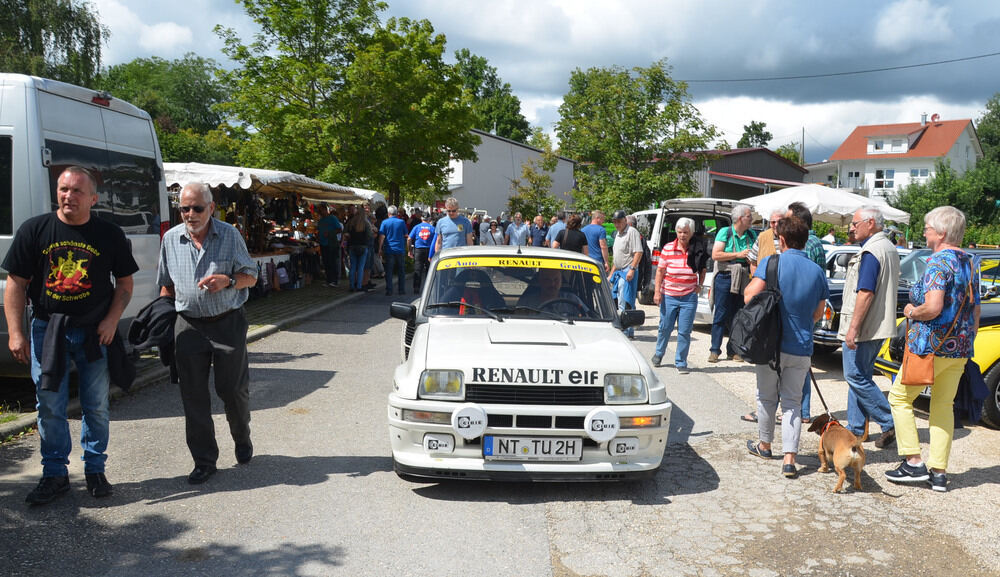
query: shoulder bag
900 279 973 386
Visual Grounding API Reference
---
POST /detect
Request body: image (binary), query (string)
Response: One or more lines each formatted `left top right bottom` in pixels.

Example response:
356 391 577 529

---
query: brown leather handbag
900 281 972 386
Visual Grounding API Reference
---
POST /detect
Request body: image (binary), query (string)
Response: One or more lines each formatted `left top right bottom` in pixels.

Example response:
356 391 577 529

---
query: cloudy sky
93 0 1000 163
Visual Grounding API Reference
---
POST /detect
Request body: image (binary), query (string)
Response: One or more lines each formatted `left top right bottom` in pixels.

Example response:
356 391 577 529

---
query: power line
682 50 1000 83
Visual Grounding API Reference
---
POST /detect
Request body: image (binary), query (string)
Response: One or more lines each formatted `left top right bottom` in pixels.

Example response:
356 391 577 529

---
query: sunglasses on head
179 205 206 214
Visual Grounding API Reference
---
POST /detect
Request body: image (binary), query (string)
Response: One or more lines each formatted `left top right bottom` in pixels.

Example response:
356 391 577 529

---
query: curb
0 288 370 441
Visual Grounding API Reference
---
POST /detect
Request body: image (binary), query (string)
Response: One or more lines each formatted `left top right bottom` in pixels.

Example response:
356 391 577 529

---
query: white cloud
875 0 953 53
94 0 194 62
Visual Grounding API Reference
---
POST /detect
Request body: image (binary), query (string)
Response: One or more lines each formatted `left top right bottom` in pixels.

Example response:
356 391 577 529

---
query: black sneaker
235 441 254 464
85 473 113 498
25 475 70 505
650 355 662 367
885 460 930 483
927 471 948 492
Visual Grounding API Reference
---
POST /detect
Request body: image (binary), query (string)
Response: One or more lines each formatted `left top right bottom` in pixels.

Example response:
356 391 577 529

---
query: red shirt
657 239 698 297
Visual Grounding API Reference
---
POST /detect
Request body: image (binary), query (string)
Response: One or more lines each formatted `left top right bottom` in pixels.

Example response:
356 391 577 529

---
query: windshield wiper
492 306 574 324
425 301 502 321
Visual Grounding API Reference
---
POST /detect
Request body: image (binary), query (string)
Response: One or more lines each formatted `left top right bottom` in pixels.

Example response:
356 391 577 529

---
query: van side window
0 136 11 235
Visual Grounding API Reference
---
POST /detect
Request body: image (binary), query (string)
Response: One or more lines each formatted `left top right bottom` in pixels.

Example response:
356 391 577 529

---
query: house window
891 139 905 152
874 169 894 189
909 168 929 180
873 140 885 151
845 170 862 188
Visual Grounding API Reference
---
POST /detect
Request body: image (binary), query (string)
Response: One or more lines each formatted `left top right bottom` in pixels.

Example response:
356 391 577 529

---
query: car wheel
813 344 840 355
981 362 1000 430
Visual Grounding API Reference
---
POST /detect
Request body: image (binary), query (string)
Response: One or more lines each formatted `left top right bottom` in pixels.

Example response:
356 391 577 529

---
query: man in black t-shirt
2 166 138 505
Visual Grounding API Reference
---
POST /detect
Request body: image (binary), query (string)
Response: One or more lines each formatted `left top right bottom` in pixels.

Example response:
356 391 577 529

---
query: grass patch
1 401 24 424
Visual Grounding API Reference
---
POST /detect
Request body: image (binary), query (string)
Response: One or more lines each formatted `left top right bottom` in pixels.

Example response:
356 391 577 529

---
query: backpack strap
764 254 780 291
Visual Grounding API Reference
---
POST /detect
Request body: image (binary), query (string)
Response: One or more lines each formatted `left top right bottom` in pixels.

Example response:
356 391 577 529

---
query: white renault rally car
387 245 672 481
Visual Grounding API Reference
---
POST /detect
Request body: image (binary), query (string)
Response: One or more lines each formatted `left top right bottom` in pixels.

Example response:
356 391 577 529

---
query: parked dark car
812 247 1000 354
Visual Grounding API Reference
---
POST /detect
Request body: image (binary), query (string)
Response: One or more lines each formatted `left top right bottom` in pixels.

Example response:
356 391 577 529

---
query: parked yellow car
875 296 1000 429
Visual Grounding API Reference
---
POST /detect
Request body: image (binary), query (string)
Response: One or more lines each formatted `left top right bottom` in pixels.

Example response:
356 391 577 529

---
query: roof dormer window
873 140 884 151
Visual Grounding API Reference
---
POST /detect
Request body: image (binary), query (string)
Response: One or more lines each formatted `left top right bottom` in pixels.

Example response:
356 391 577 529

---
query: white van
632 198 740 324
0 74 169 374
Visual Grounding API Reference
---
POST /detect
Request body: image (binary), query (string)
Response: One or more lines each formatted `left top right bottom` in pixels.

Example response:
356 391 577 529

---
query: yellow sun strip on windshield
436 256 602 281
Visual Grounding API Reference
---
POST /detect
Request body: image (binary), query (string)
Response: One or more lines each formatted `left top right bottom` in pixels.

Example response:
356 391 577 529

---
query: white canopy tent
163 162 364 204
740 184 910 225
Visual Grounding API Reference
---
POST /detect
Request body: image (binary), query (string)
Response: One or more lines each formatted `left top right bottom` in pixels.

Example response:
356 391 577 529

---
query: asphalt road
1 295 998 576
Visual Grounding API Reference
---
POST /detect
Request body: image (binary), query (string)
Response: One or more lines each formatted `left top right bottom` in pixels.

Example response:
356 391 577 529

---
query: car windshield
898 248 932 287
424 255 615 321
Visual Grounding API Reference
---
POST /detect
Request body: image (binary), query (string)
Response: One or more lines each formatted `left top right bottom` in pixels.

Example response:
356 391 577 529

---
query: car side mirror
390 302 416 322
620 309 645 328
835 253 852 267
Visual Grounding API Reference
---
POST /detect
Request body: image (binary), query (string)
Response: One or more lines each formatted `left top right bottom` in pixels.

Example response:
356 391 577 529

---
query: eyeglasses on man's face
849 218 870 228
179 205 206 214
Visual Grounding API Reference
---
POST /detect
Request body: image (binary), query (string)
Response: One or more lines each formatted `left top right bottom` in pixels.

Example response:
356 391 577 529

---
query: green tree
1 0 107 86
454 48 530 143
775 142 801 164
337 17 479 206
737 121 772 148
977 93 1000 164
98 54 228 133
555 59 718 213
217 0 384 179
508 129 564 219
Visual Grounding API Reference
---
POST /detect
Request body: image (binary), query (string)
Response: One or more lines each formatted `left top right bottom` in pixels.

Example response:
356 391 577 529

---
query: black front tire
981 362 1000 429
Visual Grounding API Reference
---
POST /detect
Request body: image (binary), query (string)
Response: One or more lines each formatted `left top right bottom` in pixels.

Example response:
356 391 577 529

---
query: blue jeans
609 269 638 337
843 339 894 434
385 251 405 294
710 272 743 356
655 292 697 367
30 319 110 477
349 245 368 289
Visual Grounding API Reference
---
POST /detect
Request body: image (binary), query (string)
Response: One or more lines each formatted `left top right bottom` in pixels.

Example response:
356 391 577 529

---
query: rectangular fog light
424 433 454 454
608 437 639 456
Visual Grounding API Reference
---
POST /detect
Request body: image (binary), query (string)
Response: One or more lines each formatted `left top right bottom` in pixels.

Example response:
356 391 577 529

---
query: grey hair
627 215 637 226
924 206 966 245
445 197 459 209
731 204 752 220
181 182 213 205
388 205 398 215
675 217 696 232
857 206 885 229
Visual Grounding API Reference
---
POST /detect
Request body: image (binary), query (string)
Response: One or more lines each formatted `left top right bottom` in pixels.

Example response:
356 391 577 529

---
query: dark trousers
385 252 406 294
320 244 340 284
413 247 430 291
710 272 744 357
175 308 251 468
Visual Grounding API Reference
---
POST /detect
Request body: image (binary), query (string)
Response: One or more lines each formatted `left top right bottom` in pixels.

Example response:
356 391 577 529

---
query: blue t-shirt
408 222 435 249
317 215 342 247
755 250 829 356
855 237 881 293
436 215 472 249
546 220 566 245
582 223 606 263
529 225 547 246
378 217 408 254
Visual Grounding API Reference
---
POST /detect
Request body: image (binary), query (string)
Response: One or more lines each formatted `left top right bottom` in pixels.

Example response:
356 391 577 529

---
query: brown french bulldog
808 414 867 493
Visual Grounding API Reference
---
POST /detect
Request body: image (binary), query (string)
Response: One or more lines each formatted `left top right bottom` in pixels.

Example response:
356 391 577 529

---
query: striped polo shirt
657 238 698 297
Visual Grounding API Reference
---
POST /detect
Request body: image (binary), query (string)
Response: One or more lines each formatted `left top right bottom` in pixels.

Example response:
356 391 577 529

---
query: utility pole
800 127 805 165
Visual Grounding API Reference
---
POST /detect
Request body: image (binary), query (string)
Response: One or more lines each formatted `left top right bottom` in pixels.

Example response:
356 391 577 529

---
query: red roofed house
805 115 983 201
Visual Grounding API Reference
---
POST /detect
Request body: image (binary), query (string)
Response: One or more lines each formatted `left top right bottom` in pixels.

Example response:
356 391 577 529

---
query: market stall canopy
163 162 361 204
346 186 387 208
740 184 910 225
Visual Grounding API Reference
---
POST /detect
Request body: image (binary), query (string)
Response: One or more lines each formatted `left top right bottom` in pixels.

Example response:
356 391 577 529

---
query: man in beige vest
748 209 784 275
839 206 900 448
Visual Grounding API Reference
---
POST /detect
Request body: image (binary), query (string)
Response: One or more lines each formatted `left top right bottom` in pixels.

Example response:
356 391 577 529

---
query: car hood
422 318 643 383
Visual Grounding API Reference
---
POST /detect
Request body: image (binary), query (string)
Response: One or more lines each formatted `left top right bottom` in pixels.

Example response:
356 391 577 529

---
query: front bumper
387 395 671 481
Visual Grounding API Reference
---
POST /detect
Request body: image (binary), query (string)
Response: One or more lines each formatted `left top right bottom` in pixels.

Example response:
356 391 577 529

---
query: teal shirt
715 226 756 265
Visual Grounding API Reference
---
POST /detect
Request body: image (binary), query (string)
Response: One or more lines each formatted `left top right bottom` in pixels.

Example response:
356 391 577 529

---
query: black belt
180 308 238 323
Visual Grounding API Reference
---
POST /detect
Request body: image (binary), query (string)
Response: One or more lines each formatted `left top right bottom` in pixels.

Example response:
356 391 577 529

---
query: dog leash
809 367 835 420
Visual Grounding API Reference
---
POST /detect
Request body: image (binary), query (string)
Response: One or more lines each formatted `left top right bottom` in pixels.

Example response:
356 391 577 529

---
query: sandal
740 412 758 423
746 440 773 459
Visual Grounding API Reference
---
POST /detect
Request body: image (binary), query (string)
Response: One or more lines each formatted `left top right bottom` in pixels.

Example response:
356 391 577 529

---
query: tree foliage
453 48 530 143
1 0 107 86
508 129 564 219
217 0 383 178
555 59 718 214
737 121 772 149
337 17 479 206
98 54 228 133
977 93 1000 164
775 142 801 164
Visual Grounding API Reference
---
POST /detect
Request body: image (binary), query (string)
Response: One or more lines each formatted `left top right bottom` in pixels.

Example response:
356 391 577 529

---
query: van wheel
813 344 839 355
981 362 1000 429
638 288 653 306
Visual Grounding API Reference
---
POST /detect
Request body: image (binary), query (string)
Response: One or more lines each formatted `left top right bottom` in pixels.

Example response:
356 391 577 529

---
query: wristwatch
228 275 237 289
